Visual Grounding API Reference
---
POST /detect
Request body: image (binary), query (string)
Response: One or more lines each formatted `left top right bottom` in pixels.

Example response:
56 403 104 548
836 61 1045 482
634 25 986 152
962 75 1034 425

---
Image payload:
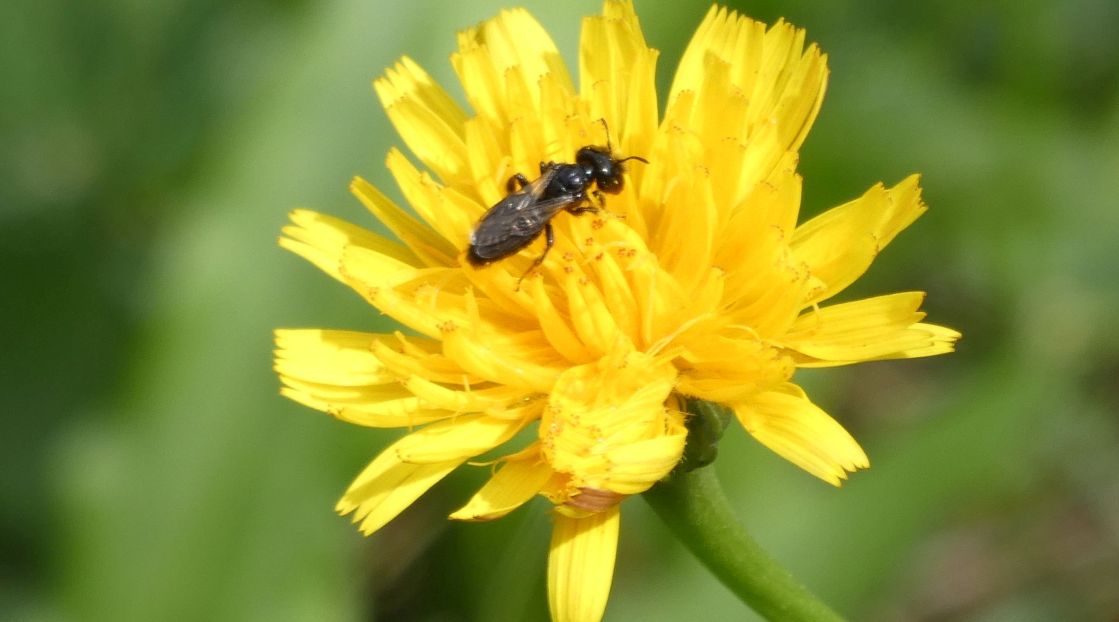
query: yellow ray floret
542 346 685 503
548 507 620 622
792 174 927 305
350 176 458 268
675 331 795 403
783 292 961 365
579 0 658 155
374 56 469 186
666 6 827 203
450 445 553 521
385 149 483 251
733 384 869 486
275 329 452 428
452 7 573 125
368 332 482 385
279 209 419 282
274 329 394 386
338 413 528 534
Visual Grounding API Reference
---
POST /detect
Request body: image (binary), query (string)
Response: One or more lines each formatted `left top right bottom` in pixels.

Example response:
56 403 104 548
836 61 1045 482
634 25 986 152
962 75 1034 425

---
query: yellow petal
462 115 511 204
338 457 463 536
385 149 483 254
561 268 622 358
449 445 552 521
277 371 454 429
393 413 527 463
624 250 689 348
668 7 827 198
274 329 453 428
649 157 720 285
401 376 530 415
350 175 458 267
528 276 596 364
791 175 926 305
279 209 419 283
576 227 643 339
543 348 681 496
452 8 573 124
733 383 868 485
337 244 458 339
281 210 461 340
783 292 960 364
374 57 469 186
440 320 567 392
369 333 482 385
724 241 814 338
542 213 646 341
715 152 801 270
580 0 658 157
676 330 795 403
894 323 963 359
274 329 393 387
338 413 528 533
548 507 620 622
279 385 449 428
596 433 686 495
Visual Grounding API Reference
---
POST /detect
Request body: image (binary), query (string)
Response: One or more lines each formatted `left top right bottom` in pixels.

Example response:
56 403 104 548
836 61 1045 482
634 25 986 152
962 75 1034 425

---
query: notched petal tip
792 175 930 305
734 385 869 486
784 293 961 366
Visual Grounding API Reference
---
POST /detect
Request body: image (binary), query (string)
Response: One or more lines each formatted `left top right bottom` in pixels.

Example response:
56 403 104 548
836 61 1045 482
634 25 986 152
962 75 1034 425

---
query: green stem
643 466 846 622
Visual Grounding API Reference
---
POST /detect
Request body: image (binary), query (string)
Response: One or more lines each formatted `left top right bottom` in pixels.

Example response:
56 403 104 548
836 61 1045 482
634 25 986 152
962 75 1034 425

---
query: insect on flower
276 3 962 621
466 124 648 284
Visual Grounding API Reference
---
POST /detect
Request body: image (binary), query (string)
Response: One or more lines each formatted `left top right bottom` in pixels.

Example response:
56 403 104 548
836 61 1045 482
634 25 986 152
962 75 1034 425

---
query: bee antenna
598 118 613 153
618 155 649 165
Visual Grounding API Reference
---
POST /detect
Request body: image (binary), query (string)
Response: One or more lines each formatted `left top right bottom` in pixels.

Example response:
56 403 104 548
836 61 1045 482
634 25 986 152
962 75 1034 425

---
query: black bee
466 142 648 284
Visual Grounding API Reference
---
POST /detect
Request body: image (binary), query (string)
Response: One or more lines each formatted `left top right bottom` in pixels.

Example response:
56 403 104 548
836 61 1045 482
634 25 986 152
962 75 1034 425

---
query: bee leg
592 190 606 208
582 191 624 220
564 195 599 216
515 222 554 292
505 173 530 193
568 197 618 220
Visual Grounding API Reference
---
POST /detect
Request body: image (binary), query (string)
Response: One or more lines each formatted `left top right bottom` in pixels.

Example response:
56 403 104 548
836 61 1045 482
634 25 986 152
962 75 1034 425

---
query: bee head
576 145 647 195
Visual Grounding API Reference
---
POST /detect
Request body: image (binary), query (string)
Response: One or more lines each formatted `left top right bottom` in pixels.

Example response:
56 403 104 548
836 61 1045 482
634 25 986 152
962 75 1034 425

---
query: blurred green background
3 0 1118 620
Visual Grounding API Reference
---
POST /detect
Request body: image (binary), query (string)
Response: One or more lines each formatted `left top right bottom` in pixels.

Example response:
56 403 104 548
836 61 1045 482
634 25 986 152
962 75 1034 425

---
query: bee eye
599 175 622 193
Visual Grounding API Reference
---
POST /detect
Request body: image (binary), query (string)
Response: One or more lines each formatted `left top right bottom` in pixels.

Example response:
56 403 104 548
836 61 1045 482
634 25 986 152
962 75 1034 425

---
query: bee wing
510 193 578 230
517 167 557 202
475 168 557 218
469 168 569 263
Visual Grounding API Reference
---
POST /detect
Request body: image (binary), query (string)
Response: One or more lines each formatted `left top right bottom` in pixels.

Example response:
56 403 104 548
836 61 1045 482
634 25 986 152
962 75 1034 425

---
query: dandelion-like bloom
274 2 959 620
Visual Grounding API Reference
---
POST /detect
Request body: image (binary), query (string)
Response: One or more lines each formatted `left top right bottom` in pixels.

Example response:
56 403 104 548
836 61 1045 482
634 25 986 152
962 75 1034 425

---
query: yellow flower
273 2 959 621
